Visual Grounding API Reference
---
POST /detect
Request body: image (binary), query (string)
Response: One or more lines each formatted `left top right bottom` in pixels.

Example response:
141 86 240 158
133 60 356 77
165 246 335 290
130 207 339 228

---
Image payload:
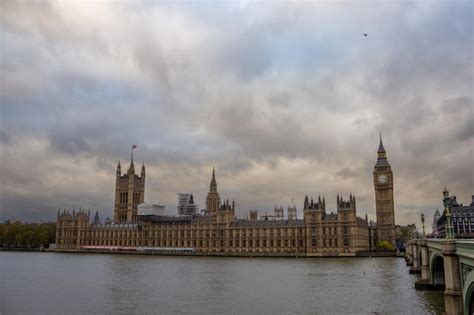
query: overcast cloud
0 1 472 231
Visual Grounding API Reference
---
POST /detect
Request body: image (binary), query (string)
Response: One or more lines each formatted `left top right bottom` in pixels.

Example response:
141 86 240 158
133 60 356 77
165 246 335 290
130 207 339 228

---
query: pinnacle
378 136 385 153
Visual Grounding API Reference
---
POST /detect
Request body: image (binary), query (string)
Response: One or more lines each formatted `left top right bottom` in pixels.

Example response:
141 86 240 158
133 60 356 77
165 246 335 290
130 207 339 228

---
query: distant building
433 191 474 238
396 223 420 250
368 220 377 251
177 193 197 216
249 210 258 221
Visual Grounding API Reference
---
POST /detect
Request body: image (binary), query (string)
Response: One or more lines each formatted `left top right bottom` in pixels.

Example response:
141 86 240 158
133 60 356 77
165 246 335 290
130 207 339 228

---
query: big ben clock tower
373 135 396 247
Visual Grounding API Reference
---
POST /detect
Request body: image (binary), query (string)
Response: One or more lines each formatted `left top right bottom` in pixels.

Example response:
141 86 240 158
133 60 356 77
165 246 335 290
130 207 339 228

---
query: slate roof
378 139 386 153
436 199 474 226
138 214 194 223
375 158 390 168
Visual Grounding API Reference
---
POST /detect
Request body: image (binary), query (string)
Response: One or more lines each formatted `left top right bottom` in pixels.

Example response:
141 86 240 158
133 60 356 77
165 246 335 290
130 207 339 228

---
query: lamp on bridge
443 187 455 239
421 213 425 237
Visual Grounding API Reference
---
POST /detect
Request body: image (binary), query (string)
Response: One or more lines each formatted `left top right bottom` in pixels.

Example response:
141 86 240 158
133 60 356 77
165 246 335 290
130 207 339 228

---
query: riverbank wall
50 249 401 258
1 247 402 258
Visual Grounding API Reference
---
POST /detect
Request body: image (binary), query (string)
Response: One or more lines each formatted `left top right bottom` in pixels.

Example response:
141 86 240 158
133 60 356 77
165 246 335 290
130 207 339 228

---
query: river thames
0 252 443 314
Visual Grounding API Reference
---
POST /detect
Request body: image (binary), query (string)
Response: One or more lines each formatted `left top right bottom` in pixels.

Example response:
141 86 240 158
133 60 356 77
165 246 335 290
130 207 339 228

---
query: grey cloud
442 96 472 113
456 121 474 142
335 166 359 179
0 130 11 144
0 1 472 231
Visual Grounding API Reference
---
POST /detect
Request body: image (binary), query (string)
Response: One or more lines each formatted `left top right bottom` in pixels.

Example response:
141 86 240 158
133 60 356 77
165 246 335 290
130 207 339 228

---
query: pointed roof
378 132 386 153
209 167 217 192
375 133 390 168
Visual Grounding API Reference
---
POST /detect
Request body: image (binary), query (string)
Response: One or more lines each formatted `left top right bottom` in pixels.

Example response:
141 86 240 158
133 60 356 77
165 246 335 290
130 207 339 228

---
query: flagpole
131 145 137 163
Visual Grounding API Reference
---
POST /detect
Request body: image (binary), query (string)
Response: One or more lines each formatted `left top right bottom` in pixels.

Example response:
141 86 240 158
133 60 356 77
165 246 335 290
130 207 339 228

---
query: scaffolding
177 193 198 216
274 205 284 220
287 206 297 220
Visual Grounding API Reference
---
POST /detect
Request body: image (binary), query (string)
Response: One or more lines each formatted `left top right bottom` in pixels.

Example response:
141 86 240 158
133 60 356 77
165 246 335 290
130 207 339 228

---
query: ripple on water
0 252 444 314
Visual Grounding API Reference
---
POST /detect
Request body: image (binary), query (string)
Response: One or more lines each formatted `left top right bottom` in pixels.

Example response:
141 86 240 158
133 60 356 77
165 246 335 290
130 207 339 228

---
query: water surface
0 252 444 314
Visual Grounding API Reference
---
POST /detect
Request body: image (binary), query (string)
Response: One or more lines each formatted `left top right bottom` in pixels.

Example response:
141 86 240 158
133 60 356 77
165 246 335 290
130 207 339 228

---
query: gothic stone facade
56 140 394 256
56 166 370 256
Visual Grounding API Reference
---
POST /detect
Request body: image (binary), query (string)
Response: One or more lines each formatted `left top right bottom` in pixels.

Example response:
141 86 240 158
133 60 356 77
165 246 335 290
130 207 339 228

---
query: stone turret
114 154 145 224
304 195 326 211
217 198 235 224
337 194 356 222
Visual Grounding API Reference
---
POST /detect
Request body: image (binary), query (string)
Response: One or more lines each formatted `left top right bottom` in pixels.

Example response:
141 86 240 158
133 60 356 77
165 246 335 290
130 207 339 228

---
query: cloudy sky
0 1 472 230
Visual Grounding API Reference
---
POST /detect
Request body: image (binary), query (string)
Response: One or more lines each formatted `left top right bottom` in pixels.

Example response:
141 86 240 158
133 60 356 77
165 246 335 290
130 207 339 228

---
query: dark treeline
0 222 56 248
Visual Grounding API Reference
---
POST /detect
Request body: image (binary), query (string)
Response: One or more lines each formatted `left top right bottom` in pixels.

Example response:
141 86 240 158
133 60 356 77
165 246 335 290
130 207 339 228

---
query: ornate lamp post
443 187 455 239
421 213 425 238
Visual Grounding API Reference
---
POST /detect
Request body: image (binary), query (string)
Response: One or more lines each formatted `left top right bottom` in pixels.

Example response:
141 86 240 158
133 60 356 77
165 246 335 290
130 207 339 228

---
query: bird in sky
363 33 368 36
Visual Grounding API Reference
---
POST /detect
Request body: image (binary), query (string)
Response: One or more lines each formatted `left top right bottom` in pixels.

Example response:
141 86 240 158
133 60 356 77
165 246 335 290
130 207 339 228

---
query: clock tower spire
378 132 386 159
373 134 396 247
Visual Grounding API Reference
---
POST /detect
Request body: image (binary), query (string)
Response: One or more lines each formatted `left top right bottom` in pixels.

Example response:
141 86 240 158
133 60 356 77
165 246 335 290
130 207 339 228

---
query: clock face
378 174 388 184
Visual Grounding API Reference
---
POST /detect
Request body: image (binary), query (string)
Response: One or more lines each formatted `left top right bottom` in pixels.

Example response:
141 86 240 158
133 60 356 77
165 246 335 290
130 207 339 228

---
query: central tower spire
210 167 217 192
206 167 220 214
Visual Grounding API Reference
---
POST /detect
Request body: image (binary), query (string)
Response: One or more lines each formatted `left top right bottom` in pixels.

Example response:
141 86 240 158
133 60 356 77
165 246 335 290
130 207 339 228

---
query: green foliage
376 240 396 252
0 222 56 248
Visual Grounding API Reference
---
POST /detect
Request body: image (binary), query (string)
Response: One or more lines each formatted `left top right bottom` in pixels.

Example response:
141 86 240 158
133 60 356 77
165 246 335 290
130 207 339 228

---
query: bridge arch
430 253 445 288
464 271 474 315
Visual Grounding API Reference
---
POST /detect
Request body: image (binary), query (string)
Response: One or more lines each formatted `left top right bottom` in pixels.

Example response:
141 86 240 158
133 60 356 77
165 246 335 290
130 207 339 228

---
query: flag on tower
131 144 138 163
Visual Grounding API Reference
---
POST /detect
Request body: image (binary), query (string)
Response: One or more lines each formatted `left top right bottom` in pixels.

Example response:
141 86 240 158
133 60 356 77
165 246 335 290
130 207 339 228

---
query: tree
376 240 395 251
0 222 56 248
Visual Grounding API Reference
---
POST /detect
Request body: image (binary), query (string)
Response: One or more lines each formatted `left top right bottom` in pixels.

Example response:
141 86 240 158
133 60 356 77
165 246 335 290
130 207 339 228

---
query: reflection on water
0 252 444 314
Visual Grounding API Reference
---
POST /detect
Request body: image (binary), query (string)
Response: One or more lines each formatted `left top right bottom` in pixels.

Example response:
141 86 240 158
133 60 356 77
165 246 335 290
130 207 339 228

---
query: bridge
405 239 474 315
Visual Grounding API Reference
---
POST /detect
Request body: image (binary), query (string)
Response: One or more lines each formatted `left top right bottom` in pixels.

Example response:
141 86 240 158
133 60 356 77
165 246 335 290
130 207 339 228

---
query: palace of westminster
55 138 397 256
